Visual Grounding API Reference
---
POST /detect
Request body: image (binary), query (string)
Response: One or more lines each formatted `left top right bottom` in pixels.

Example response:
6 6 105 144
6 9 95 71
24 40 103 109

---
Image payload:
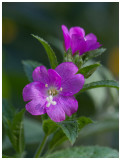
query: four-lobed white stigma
46 95 56 107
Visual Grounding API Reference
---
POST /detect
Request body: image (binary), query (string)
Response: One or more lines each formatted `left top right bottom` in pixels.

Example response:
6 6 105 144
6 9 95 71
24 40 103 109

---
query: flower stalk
34 134 48 158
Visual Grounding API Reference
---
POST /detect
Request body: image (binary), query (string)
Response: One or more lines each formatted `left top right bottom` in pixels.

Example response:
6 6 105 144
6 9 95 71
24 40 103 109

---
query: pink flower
23 62 85 122
62 25 102 55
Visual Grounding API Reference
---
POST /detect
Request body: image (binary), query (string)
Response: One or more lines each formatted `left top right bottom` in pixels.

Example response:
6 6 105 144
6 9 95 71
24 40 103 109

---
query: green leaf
49 129 67 151
32 34 58 69
57 120 78 145
80 80 119 93
22 60 41 82
57 117 93 145
46 145 119 158
3 105 25 154
43 119 58 136
82 48 106 63
2 99 15 147
77 117 93 131
11 108 25 153
77 63 100 78
64 48 73 62
2 99 15 122
3 117 44 151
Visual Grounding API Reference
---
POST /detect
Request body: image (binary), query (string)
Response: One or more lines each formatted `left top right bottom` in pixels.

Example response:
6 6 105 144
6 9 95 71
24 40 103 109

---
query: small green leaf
82 48 106 63
32 34 58 69
43 119 58 136
46 145 119 158
77 117 93 131
77 63 100 78
80 80 119 93
57 120 78 145
64 48 73 62
57 117 93 145
22 60 41 82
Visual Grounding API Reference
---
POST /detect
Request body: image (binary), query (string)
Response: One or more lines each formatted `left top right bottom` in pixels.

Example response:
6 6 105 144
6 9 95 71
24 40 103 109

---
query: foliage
46 145 119 158
2 99 25 156
2 33 119 158
32 34 58 69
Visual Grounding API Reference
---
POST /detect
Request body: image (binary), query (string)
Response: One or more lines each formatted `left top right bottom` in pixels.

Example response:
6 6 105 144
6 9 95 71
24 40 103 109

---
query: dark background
2 2 119 157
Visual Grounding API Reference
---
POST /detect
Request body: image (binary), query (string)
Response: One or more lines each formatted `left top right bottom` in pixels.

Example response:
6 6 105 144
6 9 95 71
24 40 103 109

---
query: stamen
48 90 52 95
60 87 63 91
45 84 48 87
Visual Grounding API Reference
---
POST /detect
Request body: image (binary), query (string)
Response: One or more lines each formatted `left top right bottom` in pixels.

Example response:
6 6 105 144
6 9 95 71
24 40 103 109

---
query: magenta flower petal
61 74 85 96
62 25 71 51
55 62 78 83
48 69 61 89
46 97 65 122
86 42 102 52
62 25 102 55
23 82 47 102
69 26 85 38
71 34 87 54
85 33 102 52
25 98 46 115
32 66 61 89
59 95 78 116
32 66 49 84
23 62 85 122
85 33 97 42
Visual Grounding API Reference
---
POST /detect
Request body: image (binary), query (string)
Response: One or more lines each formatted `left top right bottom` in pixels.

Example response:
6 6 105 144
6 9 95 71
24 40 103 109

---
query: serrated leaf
80 80 119 93
32 34 58 69
43 119 58 136
77 117 93 131
57 120 78 145
77 63 100 78
49 117 93 150
57 117 93 145
82 48 106 63
46 145 118 158
22 60 41 82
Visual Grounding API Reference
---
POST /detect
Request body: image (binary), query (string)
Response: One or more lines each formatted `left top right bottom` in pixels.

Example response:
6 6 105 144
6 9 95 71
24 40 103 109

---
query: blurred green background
2 2 119 157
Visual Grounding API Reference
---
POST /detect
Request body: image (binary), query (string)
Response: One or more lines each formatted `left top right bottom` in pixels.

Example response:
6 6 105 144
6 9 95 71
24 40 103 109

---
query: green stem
34 134 48 158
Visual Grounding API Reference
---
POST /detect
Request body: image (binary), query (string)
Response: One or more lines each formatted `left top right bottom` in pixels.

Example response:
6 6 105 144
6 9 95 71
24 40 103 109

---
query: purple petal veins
23 62 85 122
62 24 102 55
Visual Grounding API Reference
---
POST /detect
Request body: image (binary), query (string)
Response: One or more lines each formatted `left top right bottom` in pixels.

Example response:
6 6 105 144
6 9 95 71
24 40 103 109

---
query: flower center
45 84 63 107
48 88 58 96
